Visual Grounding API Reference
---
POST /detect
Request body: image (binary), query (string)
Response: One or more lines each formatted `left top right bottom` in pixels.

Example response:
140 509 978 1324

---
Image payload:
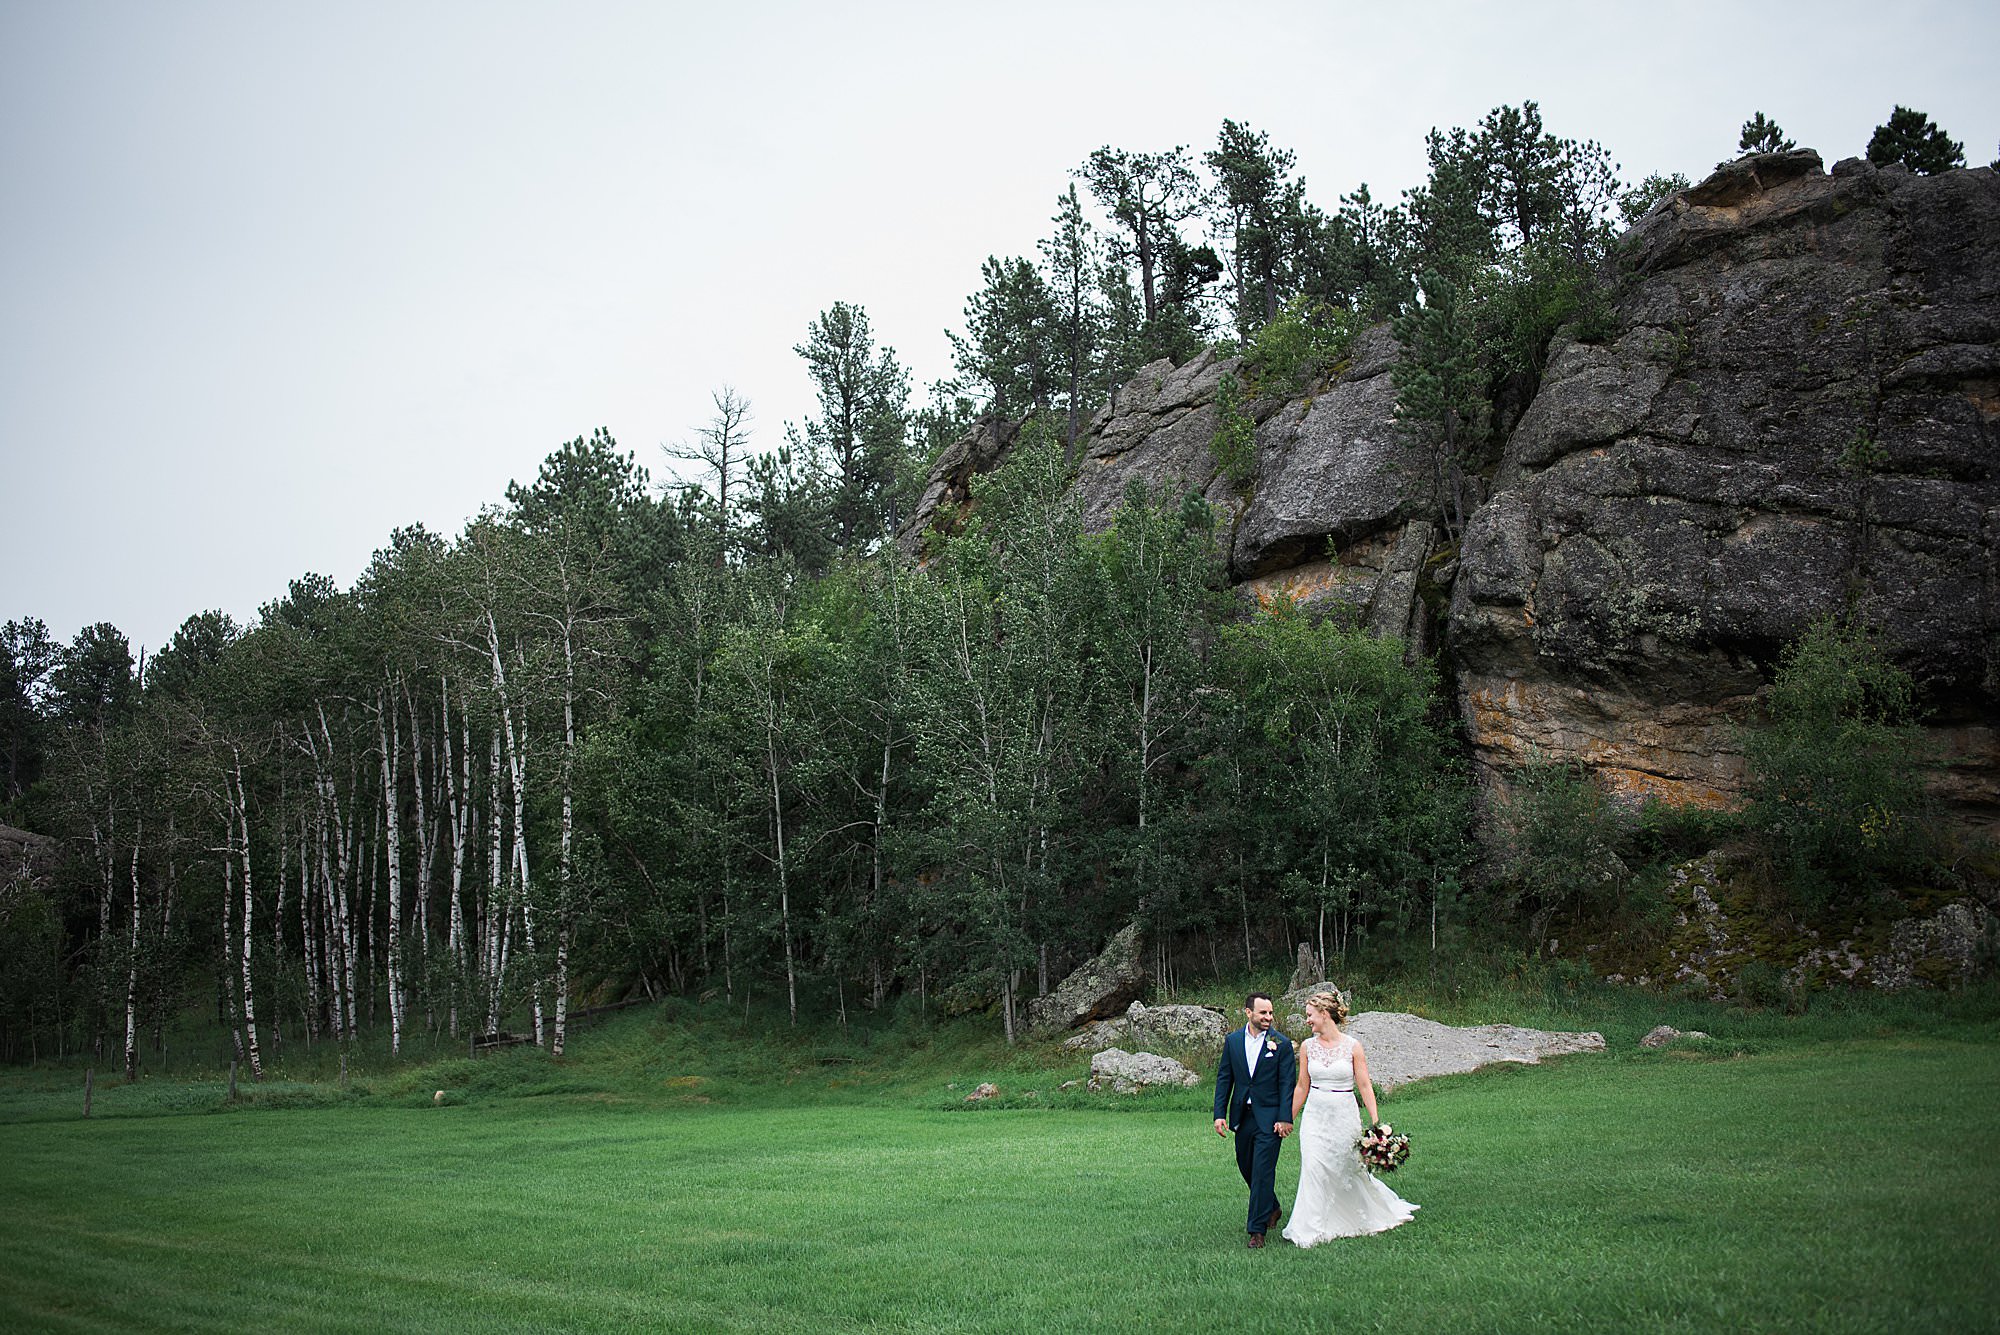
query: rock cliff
1454 151 1997 818
902 151 1999 826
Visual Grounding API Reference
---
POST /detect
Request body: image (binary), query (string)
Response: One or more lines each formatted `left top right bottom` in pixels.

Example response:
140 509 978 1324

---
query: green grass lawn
3 990 1998 1333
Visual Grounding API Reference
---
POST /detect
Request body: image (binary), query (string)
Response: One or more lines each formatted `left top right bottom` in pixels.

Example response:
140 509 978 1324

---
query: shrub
1211 370 1257 491
1743 617 1937 911
1243 296 1361 395
1495 760 1631 947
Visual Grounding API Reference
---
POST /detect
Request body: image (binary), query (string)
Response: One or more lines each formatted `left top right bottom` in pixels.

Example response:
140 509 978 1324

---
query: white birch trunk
485 728 505 1035
440 677 469 1036
273 794 289 1050
233 753 263 1081
123 821 142 1082
377 684 404 1057
300 817 321 1043
767 724 796 1027
222 841 244 1063
553 626 575 1056
485 615 541 1046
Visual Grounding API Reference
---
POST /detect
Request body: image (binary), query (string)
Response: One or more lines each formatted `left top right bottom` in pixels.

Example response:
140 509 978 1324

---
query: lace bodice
1303 1034 1354 1089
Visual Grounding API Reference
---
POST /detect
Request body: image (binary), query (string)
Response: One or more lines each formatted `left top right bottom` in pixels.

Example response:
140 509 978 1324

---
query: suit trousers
1234 1115 1283 1234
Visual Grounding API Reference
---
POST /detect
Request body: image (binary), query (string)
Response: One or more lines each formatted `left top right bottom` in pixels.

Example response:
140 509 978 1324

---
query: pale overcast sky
4 0 1995 658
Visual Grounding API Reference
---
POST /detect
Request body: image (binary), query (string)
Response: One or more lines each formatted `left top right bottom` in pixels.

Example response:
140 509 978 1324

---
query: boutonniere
1264 1039 1277 1055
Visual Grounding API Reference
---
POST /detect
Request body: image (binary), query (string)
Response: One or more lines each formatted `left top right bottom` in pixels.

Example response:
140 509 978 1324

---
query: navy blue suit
1213 1025 1297 1234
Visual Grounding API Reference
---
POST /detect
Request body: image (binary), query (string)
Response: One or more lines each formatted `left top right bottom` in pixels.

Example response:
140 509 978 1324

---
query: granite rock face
900 151 1998 826
1452 152 1999 818
896 415 1019 556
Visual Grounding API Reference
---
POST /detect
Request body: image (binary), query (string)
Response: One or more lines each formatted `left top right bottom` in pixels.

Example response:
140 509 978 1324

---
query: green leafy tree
1211 368 1258 491
1085 482 1220 991
1403 126 1496 287
741 437 836 572
1244 295 1362 396
1494 760 1630 949
1392 275 1490 540
1215 603 1468 965
1744 618 1936 909
1738 112 1795 154
1094 261 1148 397
1294 183 1412 317
713 568 836 1026
905 424 1093 1039
52 623 138 733
1618 172 1690 227
1866 106 1966 175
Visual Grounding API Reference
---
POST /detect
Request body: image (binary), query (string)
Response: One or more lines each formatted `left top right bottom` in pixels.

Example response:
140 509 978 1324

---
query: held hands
1276 1121 1293 1138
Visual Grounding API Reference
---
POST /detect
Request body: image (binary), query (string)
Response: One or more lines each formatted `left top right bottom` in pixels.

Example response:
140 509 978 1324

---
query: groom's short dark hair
1245 991 1273 1009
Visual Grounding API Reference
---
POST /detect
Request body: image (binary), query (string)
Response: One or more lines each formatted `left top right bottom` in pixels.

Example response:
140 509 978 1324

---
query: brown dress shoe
1266 1205 1283 1231
1247 1233 1265 1249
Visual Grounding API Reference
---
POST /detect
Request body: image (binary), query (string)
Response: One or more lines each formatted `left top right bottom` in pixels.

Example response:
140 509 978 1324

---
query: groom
1212 991 1296 1248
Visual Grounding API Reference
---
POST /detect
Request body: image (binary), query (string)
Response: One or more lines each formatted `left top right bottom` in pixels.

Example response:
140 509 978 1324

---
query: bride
1282 990 1418 1245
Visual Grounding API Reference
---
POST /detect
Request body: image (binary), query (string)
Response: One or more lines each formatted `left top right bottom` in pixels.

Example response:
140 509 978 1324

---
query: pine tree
1866 106 1965 175
792 304 911 552
1738 112 1795 155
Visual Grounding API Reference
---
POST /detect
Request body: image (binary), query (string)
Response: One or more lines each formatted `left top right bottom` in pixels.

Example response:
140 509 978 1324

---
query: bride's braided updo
1308 991 1348 1025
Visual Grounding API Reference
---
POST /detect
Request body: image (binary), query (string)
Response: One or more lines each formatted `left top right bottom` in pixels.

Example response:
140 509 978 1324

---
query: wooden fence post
83 1067 94 1119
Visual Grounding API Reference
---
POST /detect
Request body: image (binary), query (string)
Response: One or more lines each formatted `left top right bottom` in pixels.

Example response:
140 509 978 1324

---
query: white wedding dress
1282 1033 1418 1246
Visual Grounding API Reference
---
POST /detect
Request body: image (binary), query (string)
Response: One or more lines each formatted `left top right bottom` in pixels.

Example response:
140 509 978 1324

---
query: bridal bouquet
1357 1123 1411 1174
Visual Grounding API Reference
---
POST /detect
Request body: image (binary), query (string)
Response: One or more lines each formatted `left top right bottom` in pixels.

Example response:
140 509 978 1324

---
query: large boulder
1087 1048 1200 1093
1279 981 1349 1036
1061 999 1228 1051
1027 923 1147 1034
1451 152 2000 823
1867 901 1998 990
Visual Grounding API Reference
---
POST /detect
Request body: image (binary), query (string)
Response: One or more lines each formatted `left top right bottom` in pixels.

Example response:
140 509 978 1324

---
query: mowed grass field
3 996 1998 1333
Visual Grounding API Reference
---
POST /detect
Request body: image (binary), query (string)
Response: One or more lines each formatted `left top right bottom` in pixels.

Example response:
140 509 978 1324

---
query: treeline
0 419 1468 1071
4 102 1972 1070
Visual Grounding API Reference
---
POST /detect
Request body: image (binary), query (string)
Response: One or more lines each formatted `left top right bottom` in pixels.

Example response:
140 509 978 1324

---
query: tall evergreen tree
1205 120 1305 338
1039 184 1106 445
950 256 1058 422
0 618 58 805
1866 105 1965 174
793 303 911 552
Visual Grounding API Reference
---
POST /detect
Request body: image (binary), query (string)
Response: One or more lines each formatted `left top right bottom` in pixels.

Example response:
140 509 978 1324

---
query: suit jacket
1212 1025 1297 1132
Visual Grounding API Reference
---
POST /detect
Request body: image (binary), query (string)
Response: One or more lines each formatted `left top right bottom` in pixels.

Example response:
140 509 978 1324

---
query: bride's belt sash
1309 1083 1353 1093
